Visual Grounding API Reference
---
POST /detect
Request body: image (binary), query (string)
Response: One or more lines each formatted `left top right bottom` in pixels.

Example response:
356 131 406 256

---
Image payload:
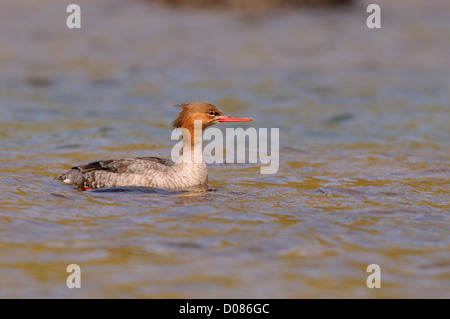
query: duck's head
172 102 253 130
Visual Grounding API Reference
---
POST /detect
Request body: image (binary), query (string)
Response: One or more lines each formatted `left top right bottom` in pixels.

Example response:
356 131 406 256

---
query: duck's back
57 157 182 189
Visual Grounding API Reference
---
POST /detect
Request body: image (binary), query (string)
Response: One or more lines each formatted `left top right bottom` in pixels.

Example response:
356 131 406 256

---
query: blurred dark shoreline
145 0 356 9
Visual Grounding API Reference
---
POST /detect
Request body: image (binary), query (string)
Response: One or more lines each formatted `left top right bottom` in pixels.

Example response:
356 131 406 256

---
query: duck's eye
208 111 215 116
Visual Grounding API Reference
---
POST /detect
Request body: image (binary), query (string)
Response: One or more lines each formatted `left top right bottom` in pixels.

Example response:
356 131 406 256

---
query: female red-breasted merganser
56 102 253 190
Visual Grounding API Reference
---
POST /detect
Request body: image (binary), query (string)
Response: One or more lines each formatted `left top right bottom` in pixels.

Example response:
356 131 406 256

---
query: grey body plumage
56 157 208 189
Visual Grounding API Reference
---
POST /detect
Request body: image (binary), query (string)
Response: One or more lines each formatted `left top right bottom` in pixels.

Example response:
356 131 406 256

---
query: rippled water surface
0 0 449 298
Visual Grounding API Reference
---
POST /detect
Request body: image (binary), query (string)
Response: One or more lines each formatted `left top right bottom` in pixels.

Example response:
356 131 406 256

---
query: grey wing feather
57 157 174 186
76 157 174 174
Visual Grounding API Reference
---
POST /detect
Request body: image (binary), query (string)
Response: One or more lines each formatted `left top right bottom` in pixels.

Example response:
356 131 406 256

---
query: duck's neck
180 121 204 164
